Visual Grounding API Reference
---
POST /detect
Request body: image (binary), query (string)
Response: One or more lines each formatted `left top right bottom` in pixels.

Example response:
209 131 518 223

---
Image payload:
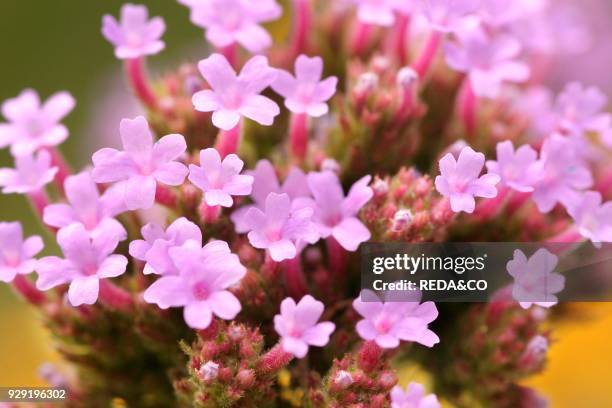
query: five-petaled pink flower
0 150 58 194
231 159 310 233
506 249 565 309
486 141 539 193
188 148 254 207
445 29 530 98
554 82 611 137
304 171 373 251
36 223 128 306
274 295 336 358
0 89 75 156
129 217 202 275
102 3 166 59
244 192 319 262
185 0 282 53
353 289 440 349
530 134 592 213
435 146 500 213
0 222 44 283
192 54 280 131
271 55 338 117
390 382 441 408
44 171 127 239
91 116 188 210
143 240 247 329
567 191 612 245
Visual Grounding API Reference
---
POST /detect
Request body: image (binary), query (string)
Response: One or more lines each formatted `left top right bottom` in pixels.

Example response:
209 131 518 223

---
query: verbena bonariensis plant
1 1 611 407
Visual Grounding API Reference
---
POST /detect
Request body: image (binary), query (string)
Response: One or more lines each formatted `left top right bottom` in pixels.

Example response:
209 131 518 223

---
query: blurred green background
0 0 203 388
0 1 611 407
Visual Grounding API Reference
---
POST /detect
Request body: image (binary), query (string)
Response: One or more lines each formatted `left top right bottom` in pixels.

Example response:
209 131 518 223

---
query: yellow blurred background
1 1 612 406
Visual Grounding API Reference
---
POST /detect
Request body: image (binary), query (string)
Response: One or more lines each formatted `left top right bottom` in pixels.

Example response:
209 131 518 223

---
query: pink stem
215 121 242 159
292 0 312 55
457 77 477 137
125 57 158 110
98 279 133 311
198 201 221 223
474 186 509 219
394 85 415 123
412 31 442 78
44 147 71 192
392 14 411 65
289 113 309 162
12 275 46 305
282 256 308 299
546 227 582 244
326 237 347 280
27 189 49 218
155 184 178 208
351 22 372 56
220 44 238 68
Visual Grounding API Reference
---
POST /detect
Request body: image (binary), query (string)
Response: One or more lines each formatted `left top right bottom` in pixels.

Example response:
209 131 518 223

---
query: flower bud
392 209 413 231
199 361 219 382
334 370 353 389
397 67 418 90
355 72 379 94
321 158 340 173
236 369 256 389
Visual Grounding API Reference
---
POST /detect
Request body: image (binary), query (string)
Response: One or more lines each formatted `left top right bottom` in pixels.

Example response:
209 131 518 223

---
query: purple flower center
374 315 392 334
285 321 303 337
23 118 45 138
266 228 282 242
126 32 144 48
2 252 21 268
192 281 210 300
222 87 244 110
295 83 316 104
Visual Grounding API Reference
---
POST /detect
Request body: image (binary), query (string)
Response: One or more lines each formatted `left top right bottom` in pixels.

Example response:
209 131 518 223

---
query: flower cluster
1 0 609 406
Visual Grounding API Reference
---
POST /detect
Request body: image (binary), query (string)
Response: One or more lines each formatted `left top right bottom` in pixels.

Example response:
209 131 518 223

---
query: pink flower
420 0 481 33
353 289 439 349
0 222 44 283
188 148 253 207
143 240 247 329
530 134 592 213
244 192 319 262
305 171 373 251
435 146 500 213
273 295 335 358
0 89 75 156
231 160 310 233
192 54 280 131
36 223 128 306
554 82 611 136
129 217 202 275
351 0 404 27
43 171 126 239
390 382 441 408
91 116 188 210
507 248 565 309
445 29 529 99
271 55 338 117
0 150 58 194
567 191 612 245
102 3 166 59
186 0 282 53
445 29 530 98
486 141 539 192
